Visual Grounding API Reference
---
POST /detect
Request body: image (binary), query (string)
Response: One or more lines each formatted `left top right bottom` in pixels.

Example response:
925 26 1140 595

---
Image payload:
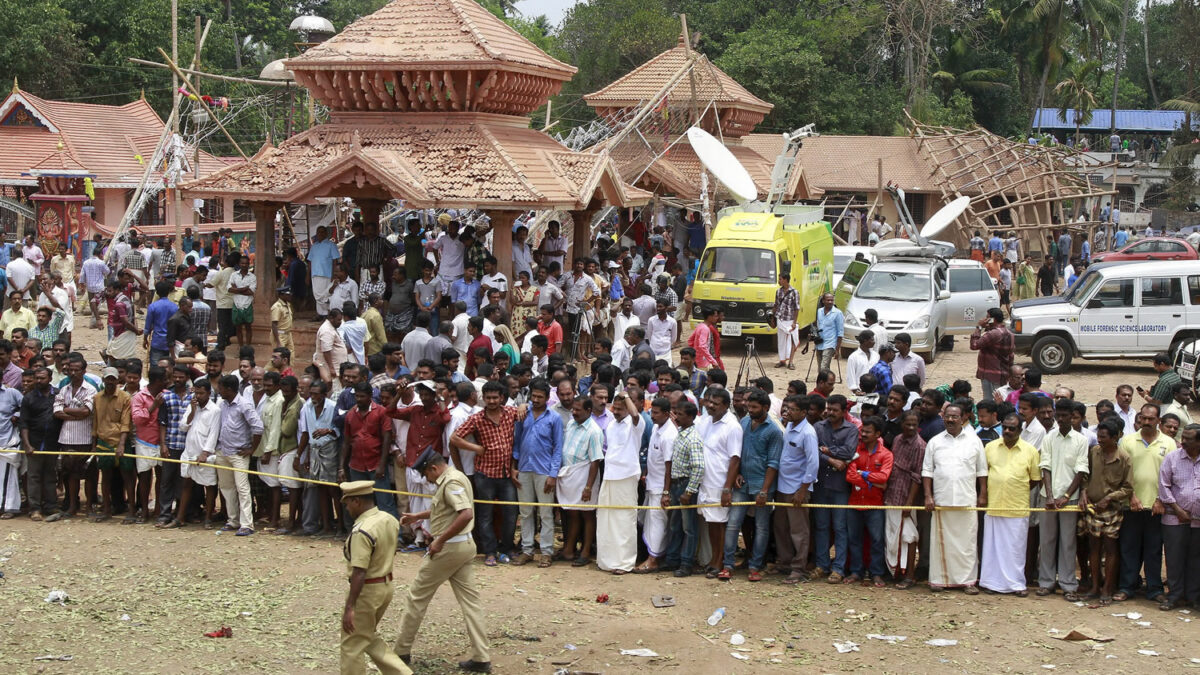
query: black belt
363 573 393 584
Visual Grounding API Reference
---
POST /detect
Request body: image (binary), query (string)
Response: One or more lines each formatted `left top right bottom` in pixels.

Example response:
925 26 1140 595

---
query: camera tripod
734 336 771 390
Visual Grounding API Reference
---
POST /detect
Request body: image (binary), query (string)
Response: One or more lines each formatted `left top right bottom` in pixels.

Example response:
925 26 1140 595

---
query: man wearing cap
394 449 491 673
870 343 897 395
339 479 408 675
386 379 451 549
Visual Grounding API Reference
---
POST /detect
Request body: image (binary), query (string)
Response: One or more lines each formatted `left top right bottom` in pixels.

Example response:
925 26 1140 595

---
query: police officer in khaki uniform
339 480 411 675
394 448 492 673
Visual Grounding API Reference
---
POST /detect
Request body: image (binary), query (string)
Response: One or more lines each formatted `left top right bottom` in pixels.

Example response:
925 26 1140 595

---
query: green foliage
1096 70 1147 108
922 90 978 129
0 0 84 94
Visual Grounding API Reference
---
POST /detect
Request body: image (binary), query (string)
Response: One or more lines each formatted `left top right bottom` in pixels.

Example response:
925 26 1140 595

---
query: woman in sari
1014 255 1037 301
494 323 521 367
510 270 540 328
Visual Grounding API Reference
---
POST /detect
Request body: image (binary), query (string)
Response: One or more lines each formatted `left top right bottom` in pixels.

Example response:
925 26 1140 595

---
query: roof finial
140 88 146 101
11 77 17 93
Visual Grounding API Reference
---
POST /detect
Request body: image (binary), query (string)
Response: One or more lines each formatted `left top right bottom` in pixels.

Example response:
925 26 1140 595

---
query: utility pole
171 0 183 260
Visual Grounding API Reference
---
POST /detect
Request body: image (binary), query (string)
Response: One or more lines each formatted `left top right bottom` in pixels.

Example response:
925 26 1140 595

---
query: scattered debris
33 655 73 662
119 614 131 622
730 653 750 661
867 634 907 643
504 632 541 642
564 644 577 651
44 590 69 604
1041 665 1056 670
1135 621 1153 627
1050 627 1113 642
707 607 726 626
833 641 860 653
1138 650 1160 657
595 594 609 604
925 639 958 647
619 648 659 657
204 626 233 638
651 595 675 608
730 633 745 645
240 611 253 617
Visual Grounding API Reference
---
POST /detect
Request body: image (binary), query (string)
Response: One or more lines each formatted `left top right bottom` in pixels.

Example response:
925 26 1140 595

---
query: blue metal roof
1030 108 1197 133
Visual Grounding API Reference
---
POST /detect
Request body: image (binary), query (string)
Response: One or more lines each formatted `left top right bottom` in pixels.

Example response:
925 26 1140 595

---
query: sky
516 0 578 26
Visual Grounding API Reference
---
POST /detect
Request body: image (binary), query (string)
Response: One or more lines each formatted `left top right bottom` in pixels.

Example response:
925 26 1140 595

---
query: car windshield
834 254 855 274
1069 271 1105 307
855 269 931 301
697 247 776 283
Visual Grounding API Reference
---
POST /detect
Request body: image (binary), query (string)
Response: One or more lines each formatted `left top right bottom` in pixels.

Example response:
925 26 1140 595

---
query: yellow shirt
50 255 76 281
343 506 399 578
93 387 132 445
0 306 35 339
270 299 293 333
431 466 475 537
363 306 386 356
1118 431 1175 506
985 437 1041 518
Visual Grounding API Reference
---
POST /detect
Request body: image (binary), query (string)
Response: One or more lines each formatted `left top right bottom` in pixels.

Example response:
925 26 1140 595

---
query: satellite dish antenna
917 195 972 246
688 127 757 204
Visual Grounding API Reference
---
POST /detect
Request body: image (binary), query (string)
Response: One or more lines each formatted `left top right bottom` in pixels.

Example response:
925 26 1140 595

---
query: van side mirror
938 289 951 301
1087 298 1102 309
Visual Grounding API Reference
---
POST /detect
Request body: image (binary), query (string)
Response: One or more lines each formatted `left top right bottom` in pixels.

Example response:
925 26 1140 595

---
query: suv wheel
922 336 938 364
1032 335 1073 374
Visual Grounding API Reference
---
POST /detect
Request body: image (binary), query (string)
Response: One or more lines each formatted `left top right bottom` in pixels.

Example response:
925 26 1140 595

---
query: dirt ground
0 324 1192 674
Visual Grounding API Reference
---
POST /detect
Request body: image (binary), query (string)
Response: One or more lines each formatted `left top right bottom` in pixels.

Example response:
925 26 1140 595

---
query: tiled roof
742 134 940 193
288 0 575 79
0 89 227 188
28 144 90 174
180 113 649 210
584 38 772 115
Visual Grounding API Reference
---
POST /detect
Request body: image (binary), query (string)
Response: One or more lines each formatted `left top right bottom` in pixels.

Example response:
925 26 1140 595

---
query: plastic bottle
707 607 726 626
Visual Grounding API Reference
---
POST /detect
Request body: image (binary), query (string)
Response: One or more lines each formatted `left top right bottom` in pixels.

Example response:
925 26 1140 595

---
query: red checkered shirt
453 406 520 479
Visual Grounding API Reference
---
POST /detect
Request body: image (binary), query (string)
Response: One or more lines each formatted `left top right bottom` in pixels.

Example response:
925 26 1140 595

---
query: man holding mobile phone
1141 353 1182 405
969 308 1014 405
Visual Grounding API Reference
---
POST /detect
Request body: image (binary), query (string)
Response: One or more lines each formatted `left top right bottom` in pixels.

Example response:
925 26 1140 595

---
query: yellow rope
0 449 1079 513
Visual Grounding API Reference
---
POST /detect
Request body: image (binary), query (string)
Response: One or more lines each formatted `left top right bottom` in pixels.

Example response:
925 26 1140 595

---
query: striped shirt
562 416 604 469
216 394 264 456
669 424 705 494
161 389 192 452
53 379 97 445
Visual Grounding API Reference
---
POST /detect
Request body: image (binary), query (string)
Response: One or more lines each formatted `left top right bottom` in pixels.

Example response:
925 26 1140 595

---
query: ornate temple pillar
357 198 386 228
250 202 282 355
570 208 599 264
490 211 516 282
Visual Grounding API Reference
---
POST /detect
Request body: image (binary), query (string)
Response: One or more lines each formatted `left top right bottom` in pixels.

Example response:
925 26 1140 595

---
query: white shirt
891 352 926 389
632 295 656 326
1116 405 1138 435
846 348 879 392
451 312 471 353
1020 420 1046 449
203 267 218 301
612 312 639 344
446 402 480 475
698 411 744 492
179 399 220 458
921 427 988 507
6 257 34 299
512 244 533 280
646 315 677 357
481 272 508 309
540 234 568 271
482 318 500 352
646 419 678 493
338 318 368 364
329 278 359 314
611 338 633 371
603 413 646 481
229 270 256 309
866 322 889 348
434 235 465 279
1039 427 1089 502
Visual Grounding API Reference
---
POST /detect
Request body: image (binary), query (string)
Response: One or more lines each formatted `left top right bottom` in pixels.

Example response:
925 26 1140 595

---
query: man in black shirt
1036 255 1056 296
19 367 59 518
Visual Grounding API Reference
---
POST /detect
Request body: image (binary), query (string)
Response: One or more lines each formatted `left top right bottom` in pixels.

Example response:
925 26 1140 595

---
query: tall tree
1141 0 1158 106
1055 60 1099 144
1109 0 1130 132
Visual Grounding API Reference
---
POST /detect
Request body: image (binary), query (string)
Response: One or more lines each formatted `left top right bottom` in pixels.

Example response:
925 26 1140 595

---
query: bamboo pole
157 48 248 159
128 58 291 87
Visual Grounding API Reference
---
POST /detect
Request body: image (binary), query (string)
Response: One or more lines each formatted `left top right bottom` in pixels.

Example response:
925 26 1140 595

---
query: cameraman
968 307 1015 404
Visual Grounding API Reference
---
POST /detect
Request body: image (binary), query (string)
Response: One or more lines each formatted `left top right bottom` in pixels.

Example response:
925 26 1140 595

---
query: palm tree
1055 61 1100 145
1109 0 1132 133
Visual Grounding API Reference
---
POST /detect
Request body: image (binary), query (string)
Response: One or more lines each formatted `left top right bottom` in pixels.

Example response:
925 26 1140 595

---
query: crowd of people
0 213 1196 629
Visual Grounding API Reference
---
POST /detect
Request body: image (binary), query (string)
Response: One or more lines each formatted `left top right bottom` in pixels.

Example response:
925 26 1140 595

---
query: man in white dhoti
557 398 604 566
634 397 677 573
980 414 1040 595
0 378 21 517
773 273 800 368
922 402 988 593
596 390 645 574
883 411 926 589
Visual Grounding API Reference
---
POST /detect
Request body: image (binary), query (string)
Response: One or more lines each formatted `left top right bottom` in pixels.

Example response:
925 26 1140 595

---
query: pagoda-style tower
25 143 95 258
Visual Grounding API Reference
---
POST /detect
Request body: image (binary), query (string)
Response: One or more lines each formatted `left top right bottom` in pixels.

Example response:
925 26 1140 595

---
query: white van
1011 260 1200 374
836 249 998 362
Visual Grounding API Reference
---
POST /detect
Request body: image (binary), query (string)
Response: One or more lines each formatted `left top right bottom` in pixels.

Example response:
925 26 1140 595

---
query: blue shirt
815 307 844 350
0 243 11 268
145 298 179 351
739 416 783 493
814 418 859 492
987 236 1003 253
307 239 341 278
1114 230 1128 247
869 359 893 394
0 384 23 446
779 419 820 494
1081 240 1091 260
513 407 564 476
450 278 481 316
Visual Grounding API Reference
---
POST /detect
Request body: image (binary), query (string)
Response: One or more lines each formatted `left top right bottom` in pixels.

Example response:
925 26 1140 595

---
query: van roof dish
919 195 972 242
688 127 758 204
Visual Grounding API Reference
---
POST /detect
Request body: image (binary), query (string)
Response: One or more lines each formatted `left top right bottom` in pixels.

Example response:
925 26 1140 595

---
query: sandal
160 520 183 529
611 569 628 576
705 567 720 579
1063 591 1081 602
717 568 732 581
782 572 805 585
1015 589 1029 598
748 570 763 582
29 512 43 522
485 555 498 567
963 585 980 595
571 557 590 567
632 566 656 574
92 514 112 523
873 576 887 588
121 515 137 525
895 578 915 590
220 523 238 532
842 574 862 585
0 512 13 520
538 556 552 568
1099 596 1112 607
1112 591 1129 602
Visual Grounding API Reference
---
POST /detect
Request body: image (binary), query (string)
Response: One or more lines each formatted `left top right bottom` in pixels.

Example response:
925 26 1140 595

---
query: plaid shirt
123 248 146 271
869 359 894 395
774 286 799 322
653 286 678 308
161 388 192 452
466 242 490 278
30 310 64 348
453 406 520 479
190 300 211 341
161 246 177 274
669 424 705 494
562 416 604 468
360 279 386 305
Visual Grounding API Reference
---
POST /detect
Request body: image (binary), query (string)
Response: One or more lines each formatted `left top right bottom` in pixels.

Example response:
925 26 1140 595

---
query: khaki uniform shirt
431 466 475 537
343 506 399 579
93 388 132 445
